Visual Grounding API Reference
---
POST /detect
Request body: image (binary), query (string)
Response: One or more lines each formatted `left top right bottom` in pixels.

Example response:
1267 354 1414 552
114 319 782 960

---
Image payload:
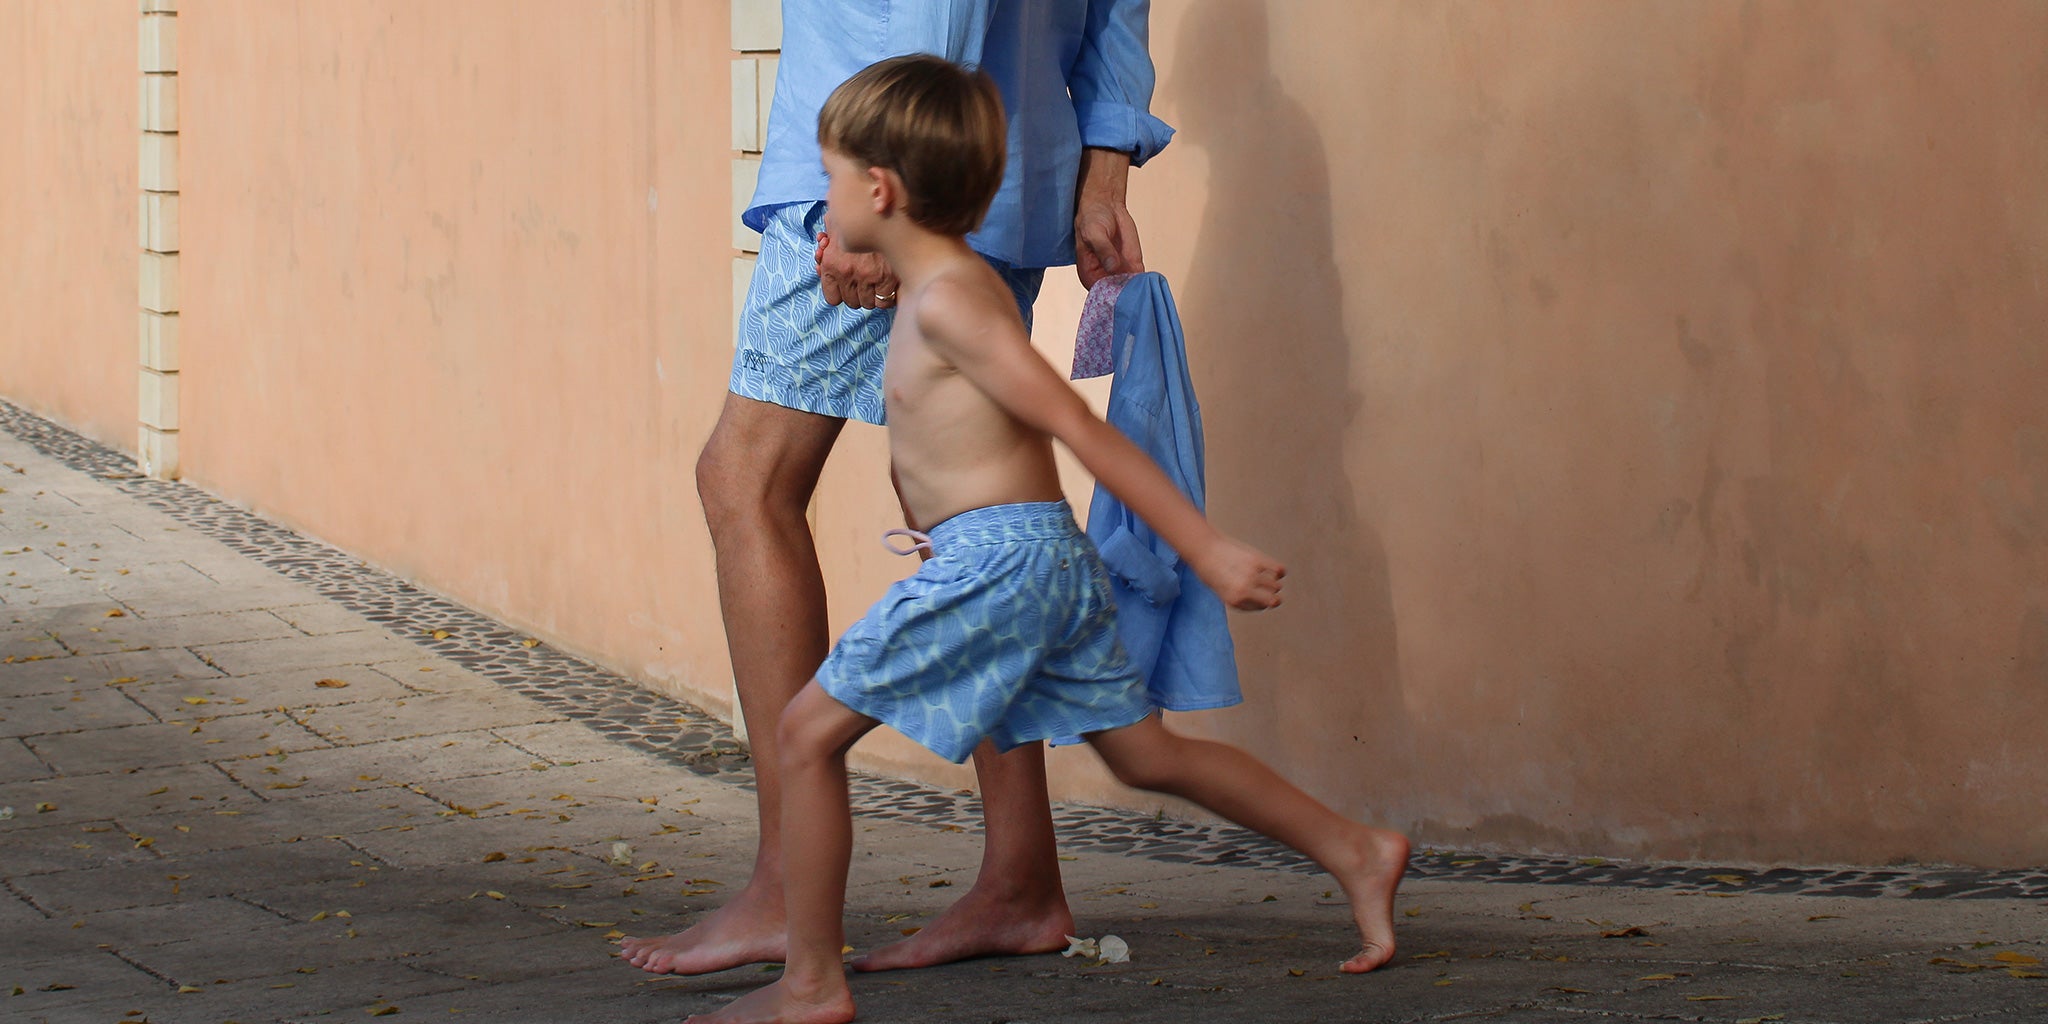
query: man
622 0 1173 975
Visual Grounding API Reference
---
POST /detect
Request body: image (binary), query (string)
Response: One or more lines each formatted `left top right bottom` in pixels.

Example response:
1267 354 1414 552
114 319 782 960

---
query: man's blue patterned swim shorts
816 501 1155 763
729 202 1043 426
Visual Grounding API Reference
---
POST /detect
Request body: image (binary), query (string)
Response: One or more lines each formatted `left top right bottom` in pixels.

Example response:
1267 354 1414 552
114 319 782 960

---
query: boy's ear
869 166 903 217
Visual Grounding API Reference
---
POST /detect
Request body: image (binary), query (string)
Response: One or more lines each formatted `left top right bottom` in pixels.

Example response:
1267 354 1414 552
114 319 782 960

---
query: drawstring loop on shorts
881 528 935 557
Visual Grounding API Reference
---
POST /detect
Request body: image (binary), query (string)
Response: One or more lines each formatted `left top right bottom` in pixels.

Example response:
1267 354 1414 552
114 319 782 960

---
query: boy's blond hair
817 54 1007 237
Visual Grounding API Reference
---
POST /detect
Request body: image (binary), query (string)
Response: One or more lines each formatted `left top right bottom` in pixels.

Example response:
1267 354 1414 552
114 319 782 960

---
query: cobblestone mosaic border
4 399 2044 900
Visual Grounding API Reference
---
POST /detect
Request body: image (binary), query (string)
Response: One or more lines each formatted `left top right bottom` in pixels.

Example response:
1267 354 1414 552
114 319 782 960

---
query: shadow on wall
1172 0 1417 818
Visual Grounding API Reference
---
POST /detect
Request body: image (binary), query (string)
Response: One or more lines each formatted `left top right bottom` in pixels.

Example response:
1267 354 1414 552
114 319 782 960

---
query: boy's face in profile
821 147 883 253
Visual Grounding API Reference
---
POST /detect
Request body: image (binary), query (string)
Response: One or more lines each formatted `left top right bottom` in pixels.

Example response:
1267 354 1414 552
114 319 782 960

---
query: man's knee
694 398 840 534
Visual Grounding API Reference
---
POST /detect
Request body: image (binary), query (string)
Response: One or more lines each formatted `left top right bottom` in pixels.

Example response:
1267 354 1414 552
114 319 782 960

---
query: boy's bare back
883 255 1066 531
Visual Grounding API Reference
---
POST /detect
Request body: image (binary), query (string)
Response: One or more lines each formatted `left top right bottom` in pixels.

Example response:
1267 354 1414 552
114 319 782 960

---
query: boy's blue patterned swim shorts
817 501 1155 763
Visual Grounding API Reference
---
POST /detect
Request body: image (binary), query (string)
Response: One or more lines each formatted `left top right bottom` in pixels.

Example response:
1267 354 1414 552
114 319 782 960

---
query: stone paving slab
26 710 331 775
0 951 171 1020
0 734 52 782
288 688 565 746
124 664 417 720
0 685 159 738
54 608 308 657
191 630 427 677
12 835 382 916
211 731 552 801
267 601 382 637
0 646 221 697
362 657 506 694
0 761 259 832
117 785 454 858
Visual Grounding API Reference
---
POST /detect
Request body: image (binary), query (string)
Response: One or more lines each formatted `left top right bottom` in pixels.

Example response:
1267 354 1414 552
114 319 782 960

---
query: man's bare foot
684 976 855 1024
620 887 787 976
850 885 1074 972
1330 826 1410 974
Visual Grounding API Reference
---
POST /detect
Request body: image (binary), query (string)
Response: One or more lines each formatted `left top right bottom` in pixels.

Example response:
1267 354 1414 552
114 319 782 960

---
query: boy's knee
774 688 839 768
1100 748 1173 794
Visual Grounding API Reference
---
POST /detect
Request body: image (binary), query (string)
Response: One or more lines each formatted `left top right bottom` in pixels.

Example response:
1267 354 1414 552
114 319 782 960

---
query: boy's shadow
1172 0 1414 801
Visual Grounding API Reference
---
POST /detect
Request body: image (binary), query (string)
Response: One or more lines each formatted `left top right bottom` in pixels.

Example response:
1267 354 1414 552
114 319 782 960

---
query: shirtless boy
686 55 1410 1024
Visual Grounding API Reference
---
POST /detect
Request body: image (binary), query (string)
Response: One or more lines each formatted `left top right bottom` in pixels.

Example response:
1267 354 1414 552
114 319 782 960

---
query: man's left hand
1075 148 1145 289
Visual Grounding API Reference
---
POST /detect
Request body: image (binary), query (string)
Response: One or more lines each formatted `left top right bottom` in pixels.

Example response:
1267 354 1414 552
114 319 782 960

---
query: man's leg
621 393 845 975
851 739 1075 971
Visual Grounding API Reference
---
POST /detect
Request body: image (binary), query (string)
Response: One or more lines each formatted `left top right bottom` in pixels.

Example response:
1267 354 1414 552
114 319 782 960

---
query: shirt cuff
1075 102 1176 168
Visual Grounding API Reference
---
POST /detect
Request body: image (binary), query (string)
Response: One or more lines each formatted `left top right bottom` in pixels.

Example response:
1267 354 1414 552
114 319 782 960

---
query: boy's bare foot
850 885 1073 972
683 977 855 1024
1330 826 1410 974
620 887 787 975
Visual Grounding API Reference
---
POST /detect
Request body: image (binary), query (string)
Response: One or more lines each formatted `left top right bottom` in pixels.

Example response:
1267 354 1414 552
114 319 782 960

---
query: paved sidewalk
1 410 2045 1024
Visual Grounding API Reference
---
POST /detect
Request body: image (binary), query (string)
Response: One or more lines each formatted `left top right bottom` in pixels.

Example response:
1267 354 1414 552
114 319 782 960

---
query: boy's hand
1193 538 1286 612
815 231 899 310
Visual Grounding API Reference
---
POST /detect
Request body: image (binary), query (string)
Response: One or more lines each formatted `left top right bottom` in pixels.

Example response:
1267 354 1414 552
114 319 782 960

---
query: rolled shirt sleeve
1069 0 1175 166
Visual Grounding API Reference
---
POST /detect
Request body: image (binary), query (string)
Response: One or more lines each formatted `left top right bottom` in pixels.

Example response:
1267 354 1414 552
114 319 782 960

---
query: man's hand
815 231 900 310
1192 537 1286 612
1075 147 1145 288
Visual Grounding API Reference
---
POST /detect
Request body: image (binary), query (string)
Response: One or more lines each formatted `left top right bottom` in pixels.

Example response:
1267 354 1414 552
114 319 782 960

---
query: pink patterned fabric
1070 272 1137 380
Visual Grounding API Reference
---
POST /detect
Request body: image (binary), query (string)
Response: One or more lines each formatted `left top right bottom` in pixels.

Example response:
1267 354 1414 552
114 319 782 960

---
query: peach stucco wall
826 1 2048 868
176 1 735 704
0 0 139 447
5 1 2045 867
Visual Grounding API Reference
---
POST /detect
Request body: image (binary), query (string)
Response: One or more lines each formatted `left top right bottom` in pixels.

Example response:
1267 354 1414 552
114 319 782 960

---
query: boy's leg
622 393 843 975
687 683 875 1024
852 739 1074 971
1086 716 1410 973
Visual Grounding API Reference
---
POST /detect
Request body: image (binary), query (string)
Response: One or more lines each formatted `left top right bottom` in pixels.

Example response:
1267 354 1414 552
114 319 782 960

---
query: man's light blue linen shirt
744 0 1175 270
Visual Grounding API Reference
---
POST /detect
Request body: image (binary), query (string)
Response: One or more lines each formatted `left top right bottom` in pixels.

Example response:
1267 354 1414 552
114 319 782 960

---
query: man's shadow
1171 0 1414 804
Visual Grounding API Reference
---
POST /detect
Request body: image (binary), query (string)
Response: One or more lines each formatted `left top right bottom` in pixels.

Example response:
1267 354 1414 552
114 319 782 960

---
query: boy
687 55 1409 1024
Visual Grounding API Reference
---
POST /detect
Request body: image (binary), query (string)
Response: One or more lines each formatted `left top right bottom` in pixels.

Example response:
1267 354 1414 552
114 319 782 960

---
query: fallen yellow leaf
1707 874 1747 886
1993 952 2041 966
1639 973 1677 981
315 679 349 689
482 852 507 863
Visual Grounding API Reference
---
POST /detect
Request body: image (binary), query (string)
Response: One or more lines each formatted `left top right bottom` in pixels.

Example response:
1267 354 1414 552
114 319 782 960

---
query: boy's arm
917 281 1283 610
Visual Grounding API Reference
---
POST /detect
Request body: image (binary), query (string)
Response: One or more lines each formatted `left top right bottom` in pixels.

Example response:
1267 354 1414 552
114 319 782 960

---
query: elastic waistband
925 501 1079 551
